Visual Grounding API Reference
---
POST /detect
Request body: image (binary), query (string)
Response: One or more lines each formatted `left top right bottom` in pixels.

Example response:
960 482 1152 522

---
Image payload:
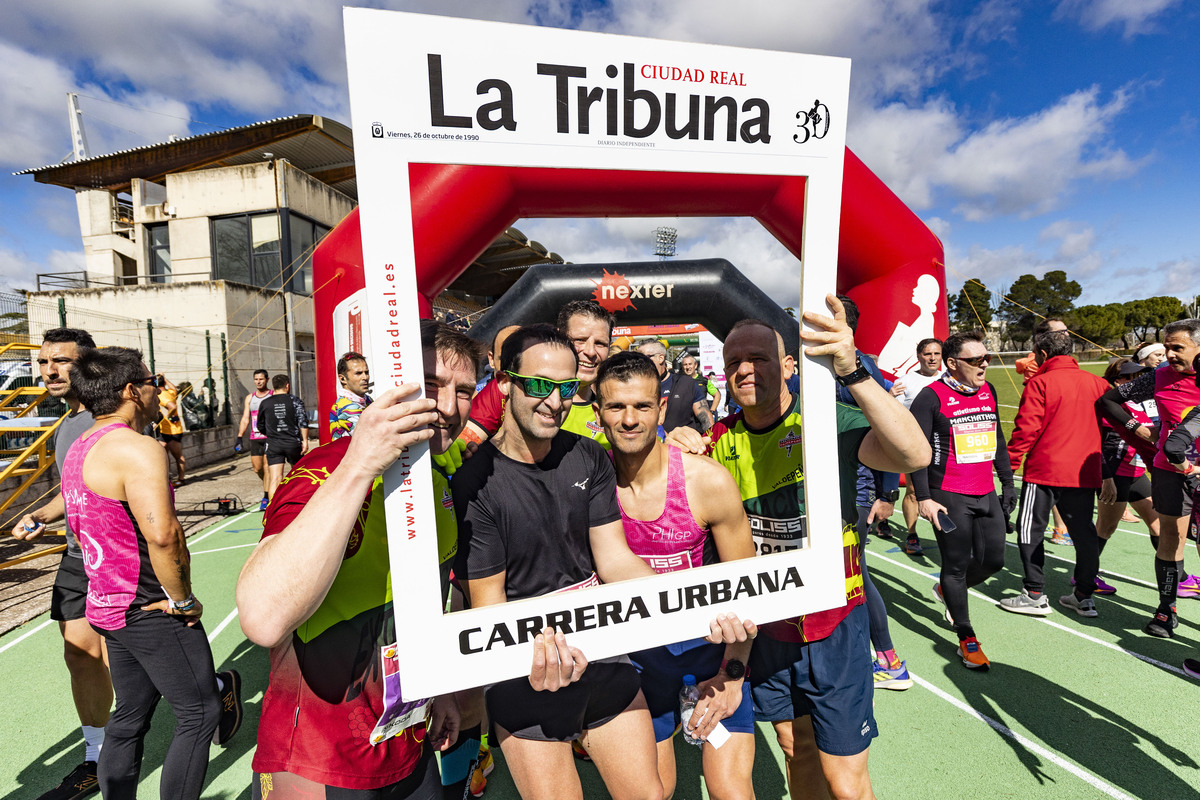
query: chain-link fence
2 290 229 429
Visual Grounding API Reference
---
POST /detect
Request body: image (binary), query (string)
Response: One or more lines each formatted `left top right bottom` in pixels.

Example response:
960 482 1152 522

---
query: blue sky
1 1 1197 310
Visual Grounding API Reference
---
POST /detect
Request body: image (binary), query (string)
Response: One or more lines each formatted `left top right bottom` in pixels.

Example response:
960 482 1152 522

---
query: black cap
1119 361 1150 377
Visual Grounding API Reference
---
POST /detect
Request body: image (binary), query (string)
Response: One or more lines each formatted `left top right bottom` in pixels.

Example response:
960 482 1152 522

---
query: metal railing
35 271 214 291
0 342 65 525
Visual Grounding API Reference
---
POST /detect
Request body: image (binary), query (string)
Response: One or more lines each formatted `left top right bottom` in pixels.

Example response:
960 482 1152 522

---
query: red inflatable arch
313 148 946 442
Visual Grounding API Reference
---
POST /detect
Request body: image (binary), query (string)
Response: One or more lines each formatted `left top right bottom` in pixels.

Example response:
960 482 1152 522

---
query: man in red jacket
1001 330 1110 618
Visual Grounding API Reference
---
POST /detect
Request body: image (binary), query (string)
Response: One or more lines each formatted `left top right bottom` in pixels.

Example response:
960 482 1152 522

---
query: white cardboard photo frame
343 8 851 700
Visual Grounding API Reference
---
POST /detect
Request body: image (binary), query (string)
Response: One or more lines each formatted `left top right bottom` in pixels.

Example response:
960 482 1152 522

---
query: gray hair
636 340 667 358
1164 319 1200 346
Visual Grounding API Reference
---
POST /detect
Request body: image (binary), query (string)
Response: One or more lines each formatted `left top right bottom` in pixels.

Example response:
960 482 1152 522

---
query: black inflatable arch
468 258 799 356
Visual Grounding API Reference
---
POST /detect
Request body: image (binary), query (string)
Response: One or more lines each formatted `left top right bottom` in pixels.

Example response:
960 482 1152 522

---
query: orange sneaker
958 637 990 670
469 746 494 797
571 738 592 761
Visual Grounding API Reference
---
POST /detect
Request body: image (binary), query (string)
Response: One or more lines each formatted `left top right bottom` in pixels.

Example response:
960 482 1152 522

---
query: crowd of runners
12 300 1200 800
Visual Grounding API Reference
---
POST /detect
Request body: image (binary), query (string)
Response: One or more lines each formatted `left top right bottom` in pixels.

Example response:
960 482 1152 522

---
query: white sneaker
1059 593 1098 618
999 589 1053 616
932 582 953 625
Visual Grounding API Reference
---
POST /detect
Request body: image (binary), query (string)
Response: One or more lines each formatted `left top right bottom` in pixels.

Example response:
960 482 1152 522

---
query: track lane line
0 619 54 655
187 510 257 546
1000 541 1157 590
909 672 1137 800
867 550 1189 677
191 542 259 556
207 607 240 644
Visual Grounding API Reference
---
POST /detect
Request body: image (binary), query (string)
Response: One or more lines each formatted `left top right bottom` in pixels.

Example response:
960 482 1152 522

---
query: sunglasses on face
133 376 163 388
505 371 580 400
954 354 992 367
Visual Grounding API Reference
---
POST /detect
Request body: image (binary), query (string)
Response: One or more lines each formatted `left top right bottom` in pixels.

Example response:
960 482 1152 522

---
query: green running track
2 504 1197 799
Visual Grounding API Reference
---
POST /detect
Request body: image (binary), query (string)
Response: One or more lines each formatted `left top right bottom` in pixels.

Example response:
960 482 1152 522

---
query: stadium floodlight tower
653 225 677 260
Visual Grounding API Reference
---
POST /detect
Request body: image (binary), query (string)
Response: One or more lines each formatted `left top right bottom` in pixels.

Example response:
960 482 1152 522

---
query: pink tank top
1153 366 1200 470
618 446 712 573
63 423 163 631
249 390 270 440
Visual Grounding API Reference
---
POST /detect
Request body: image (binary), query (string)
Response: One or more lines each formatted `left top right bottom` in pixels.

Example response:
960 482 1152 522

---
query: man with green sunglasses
453 323 751 800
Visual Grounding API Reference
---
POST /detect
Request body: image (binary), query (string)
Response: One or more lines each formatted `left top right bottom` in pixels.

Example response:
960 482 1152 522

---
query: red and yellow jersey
709 396 868 643
252 438 455 789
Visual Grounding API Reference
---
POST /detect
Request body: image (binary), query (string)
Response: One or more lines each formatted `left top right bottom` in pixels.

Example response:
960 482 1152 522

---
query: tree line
948 271 1200 349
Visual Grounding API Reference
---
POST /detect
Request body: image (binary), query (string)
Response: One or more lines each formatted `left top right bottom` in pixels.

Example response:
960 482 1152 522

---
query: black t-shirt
256 393 306 445
660 372 704 433
452 432 621 602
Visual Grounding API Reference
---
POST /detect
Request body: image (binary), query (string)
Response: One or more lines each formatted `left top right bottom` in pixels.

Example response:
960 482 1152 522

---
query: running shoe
1177 574 1200 599
958 637 990 670
931 582 953 625
872 660 914 690
875 519 896 540
1059 592 1099 618
998 589 1053 616
571 738 592 761
35 761 98 800
1183 657 1200 680
1071 576 1117 595
904 532 923 556
1049 528 1073 546
259 496 269 512
1144 609 1179 639
212 670 244 745
470 747 495 797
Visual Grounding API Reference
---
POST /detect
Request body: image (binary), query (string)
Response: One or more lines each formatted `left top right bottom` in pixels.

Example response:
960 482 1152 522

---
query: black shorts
1151 466 1198 518
266 441 302 467
1113 473 1152 504
160 433 183 444
485 657 641 742
50 554 88 622
249 439 267 457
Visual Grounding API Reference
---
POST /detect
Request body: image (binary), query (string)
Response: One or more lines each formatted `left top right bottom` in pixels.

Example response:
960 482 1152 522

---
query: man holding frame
670 297 930 800
452 324 754 800
237 321 483 798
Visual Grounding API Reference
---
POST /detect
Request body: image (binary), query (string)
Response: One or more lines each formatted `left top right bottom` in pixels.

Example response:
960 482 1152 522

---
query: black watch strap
834 356 871 388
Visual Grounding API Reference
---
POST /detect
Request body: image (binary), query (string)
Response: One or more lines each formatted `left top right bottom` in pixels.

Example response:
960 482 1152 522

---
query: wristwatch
721 658 747 680
880 491 899 504
834 356 871 388
167 593 197 613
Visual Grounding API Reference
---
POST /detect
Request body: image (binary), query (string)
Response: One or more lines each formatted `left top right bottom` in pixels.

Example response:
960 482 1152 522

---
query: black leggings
856 506 894 652
930 489 1007 635
1015 483 1098 596
97 613 221 800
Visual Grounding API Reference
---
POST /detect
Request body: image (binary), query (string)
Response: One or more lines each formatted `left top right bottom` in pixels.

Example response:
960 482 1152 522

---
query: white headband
1136 343 1166 362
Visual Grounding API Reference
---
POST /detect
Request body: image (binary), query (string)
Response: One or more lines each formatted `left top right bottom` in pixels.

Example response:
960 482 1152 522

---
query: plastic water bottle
679 674 703 746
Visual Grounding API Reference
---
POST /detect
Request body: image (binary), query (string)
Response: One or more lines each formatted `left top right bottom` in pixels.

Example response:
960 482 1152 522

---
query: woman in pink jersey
65 347 231 800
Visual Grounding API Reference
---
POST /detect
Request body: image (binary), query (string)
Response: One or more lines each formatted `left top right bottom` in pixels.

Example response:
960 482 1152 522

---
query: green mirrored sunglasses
505 371 580 400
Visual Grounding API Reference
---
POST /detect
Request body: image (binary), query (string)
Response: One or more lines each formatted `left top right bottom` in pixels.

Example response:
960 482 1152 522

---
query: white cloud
0 40 192 171
944 217 1119 302
585 0 948 101
1118 256 1200 300
850 87 1146 221
1054 0 1183 38
0 245 82 292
